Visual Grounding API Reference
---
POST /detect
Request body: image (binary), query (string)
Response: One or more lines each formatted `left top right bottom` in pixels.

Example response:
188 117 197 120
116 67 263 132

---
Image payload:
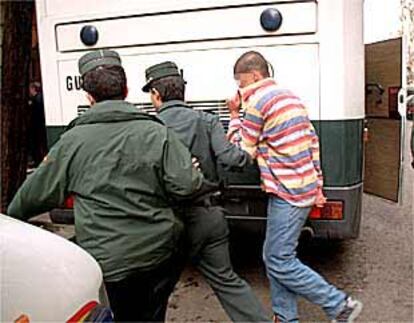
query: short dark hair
150 76 185 102
234 51 270 77
82 65 127 102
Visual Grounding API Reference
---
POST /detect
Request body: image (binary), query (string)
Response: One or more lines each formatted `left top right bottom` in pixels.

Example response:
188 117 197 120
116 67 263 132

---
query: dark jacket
8 100 203 281
158 100 251 183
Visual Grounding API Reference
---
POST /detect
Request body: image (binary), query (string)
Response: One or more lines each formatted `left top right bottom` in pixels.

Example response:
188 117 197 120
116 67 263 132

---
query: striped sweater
227 78 323 207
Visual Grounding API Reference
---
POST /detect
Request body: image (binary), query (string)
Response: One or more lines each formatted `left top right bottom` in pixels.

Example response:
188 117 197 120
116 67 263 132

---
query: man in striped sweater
227 51 362 323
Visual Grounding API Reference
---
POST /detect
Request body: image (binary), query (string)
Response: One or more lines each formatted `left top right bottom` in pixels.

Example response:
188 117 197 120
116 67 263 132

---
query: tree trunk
1 1 34 212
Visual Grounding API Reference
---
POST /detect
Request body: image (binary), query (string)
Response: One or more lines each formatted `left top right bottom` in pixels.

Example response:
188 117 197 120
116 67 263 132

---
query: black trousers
104 257 183 323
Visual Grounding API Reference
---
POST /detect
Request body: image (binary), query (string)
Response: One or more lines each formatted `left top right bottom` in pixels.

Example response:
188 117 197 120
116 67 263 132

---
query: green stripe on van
46 126 66 148
47 119 364 187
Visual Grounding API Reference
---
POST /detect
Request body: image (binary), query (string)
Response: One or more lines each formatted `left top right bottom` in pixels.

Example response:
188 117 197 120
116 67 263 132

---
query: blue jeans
263 196 346 322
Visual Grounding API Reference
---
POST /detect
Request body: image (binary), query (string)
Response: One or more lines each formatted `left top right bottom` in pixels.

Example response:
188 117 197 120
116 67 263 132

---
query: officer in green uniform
142 61 271 323
8 50 204 322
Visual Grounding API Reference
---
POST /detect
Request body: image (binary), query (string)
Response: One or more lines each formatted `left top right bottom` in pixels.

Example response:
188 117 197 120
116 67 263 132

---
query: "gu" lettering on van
66 75 83 91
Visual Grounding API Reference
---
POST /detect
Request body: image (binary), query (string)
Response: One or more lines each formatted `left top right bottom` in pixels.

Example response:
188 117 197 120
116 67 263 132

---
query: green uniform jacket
8 100 203 281
158 100 251 183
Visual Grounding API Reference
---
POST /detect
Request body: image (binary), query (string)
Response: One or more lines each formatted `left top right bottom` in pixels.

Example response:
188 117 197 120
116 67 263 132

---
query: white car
0 215 113 322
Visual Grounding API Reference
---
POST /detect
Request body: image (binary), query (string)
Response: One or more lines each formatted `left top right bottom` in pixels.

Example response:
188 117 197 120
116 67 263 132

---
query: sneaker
332 296 363 323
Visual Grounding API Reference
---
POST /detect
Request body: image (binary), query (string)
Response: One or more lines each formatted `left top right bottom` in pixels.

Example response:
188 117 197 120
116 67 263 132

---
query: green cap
78 50 122 76
142 61 181 92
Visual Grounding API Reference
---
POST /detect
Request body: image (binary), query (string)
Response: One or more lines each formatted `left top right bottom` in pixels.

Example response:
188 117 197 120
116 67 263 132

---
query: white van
35 0 365 239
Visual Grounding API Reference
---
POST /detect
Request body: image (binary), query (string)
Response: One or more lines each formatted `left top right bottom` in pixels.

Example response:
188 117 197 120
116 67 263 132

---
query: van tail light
309 201 344 220
64 195 75 209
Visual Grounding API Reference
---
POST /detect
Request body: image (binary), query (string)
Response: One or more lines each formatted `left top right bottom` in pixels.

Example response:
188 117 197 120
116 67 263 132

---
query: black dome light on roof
80 25 99 46
260 8 283 32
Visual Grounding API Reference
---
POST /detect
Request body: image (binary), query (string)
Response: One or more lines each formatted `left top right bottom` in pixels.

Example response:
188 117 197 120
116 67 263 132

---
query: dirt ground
166 194 413 322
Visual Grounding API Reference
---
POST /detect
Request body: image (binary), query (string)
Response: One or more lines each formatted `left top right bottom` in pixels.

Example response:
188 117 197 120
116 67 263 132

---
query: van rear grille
77 100 234 130
135 100 232 131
